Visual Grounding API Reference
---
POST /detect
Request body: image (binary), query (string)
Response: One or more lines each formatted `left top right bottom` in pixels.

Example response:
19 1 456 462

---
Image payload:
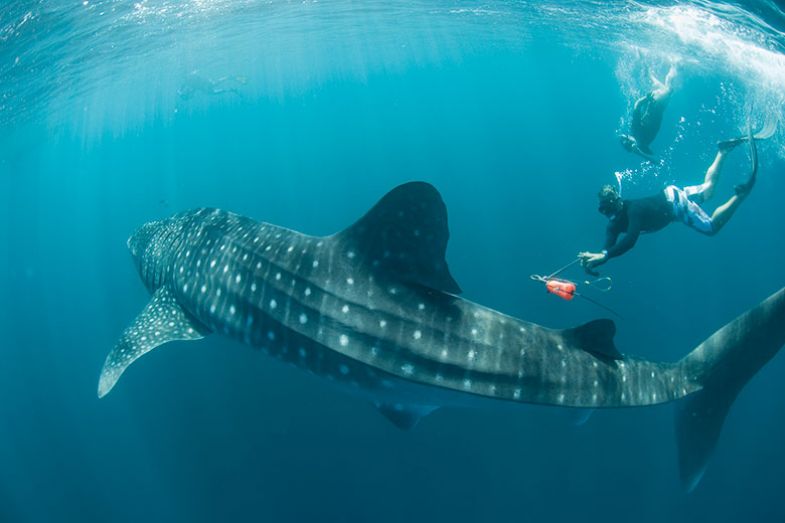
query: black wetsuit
631 93 667 154
604 192 675 259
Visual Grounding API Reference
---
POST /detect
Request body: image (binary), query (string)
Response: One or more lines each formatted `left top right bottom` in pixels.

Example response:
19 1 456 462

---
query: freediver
580 127 769 271
619 65 678 159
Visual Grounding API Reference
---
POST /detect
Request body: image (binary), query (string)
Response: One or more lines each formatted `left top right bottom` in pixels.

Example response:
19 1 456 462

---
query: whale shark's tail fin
675 286 785 491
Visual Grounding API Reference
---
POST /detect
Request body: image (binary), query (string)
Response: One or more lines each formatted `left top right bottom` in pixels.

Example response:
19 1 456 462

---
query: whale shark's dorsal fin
97 286 210 398
335 182 462 294
562 319 622 362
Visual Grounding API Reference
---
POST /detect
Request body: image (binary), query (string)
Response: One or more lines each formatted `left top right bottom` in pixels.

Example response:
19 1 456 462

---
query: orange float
545 279 577 301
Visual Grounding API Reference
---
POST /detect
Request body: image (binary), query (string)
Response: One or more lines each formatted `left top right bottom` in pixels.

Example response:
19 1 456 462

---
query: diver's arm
632 95 645 113
603 225 620 251
605 215 641 259
578 224 621 270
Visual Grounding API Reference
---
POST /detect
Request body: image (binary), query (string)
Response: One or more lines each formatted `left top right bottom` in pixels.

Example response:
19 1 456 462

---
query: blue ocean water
2 0 785 521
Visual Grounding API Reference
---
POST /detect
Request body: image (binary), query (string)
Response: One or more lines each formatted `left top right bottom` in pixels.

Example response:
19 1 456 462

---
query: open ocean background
2 0 785 521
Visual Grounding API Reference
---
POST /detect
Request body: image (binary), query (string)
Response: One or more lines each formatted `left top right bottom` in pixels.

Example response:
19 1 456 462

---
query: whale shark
98 181 785 490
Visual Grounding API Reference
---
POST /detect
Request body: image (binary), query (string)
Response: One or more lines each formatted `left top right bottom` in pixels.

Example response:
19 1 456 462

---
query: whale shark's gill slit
226 228 427 340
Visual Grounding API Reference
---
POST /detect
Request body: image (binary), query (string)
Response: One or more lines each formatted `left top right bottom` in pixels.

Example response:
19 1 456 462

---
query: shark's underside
98 182 785 490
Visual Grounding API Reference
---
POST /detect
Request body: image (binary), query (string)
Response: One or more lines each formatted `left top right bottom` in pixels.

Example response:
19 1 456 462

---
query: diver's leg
709 136 755 233
708 195 745 235
649 72 665 90
698 149 729 201
664 64 678 90
651 65 678 101
675 196 714 235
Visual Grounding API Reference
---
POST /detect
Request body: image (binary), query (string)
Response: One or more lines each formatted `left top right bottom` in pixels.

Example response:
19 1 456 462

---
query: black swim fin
718 117 777 151
733 124 758 197
717 136 746 152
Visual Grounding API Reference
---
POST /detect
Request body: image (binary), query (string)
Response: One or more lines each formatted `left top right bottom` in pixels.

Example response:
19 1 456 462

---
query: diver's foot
718 137 746 152
734 178 755 197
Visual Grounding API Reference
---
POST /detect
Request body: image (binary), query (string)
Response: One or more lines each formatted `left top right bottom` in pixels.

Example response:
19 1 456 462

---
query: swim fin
734 125 758 197
718 117 777 151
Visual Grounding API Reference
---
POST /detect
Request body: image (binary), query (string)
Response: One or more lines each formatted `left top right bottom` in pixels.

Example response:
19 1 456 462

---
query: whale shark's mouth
126 220 167 265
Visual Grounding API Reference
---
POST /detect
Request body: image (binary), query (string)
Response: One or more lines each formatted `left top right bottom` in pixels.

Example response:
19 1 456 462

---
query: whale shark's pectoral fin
375 402 438 430
335 181 462 294
569 408 595 427
562 319 623 362
98 286 209 398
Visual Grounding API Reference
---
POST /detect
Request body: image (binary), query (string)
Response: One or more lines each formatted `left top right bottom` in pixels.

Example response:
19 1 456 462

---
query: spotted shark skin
98 182 785 489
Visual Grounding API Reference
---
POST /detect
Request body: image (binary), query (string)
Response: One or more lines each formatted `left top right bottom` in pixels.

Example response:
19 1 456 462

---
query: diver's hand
578 251 607 270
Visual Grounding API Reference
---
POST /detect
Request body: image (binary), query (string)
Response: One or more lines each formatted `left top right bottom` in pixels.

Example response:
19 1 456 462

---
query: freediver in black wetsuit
619 65 678 159
579 131 761 270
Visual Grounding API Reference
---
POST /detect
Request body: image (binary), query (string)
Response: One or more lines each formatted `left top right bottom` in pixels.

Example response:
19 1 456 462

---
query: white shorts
664 184 714 235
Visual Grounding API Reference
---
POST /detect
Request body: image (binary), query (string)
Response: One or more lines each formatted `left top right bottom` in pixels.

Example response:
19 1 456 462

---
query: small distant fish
178 69 246 101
